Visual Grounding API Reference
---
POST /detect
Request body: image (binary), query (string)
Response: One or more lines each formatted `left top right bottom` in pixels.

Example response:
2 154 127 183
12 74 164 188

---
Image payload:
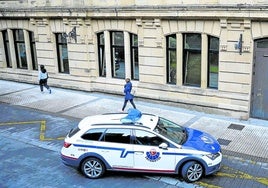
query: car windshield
153 117 187 145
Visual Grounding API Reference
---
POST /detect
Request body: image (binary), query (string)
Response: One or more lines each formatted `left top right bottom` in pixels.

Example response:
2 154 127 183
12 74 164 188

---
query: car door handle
134 151 144 155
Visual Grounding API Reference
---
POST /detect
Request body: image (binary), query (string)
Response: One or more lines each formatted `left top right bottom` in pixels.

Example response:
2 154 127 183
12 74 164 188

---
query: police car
60 109 222 182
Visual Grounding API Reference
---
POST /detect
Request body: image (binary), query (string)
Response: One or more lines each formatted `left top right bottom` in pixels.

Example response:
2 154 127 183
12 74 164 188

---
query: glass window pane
131 34 139 80
134 130 165 146
98 32 106 77
99 33 104 45
169 36 176 48
184 34 201 50
57 33 69 73
257 39 268 48
29 31 38 70
17 43 27 68
15 30 24 41
208 36 219 89
132 34 138 46
102 128 131 144
183 34 201 86
14 29 27 69
111 31 125 79
112 32 124 46
167 35 176 84
2 30 12 67
132 47 139 80
168 50 176 83
82 128 105 141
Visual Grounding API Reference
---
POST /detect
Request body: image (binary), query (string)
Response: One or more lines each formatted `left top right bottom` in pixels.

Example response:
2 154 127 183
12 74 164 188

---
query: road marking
217 165 268 186
0 121 42 126
0 120 64 141
197 182 221 188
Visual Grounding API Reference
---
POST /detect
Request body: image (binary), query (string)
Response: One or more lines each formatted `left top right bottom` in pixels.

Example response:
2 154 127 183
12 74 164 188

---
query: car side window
81 128 106 141
134 130 166 146
101 128 131 144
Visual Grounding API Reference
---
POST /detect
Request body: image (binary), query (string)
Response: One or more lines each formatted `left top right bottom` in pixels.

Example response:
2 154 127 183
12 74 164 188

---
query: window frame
207 35 219 89
97 32 105 77
130 33 139 80
56 33 69 74
29 31 38 70
166 34 177 84
2 30 12 68
110 31 125 79
13 29 27 69
183 33 202 87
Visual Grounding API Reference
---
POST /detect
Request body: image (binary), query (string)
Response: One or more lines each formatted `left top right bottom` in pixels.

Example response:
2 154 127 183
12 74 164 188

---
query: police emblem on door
145 149 161 162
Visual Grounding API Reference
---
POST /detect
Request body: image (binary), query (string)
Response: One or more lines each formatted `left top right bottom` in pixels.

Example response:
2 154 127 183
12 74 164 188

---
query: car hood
182 128 221 153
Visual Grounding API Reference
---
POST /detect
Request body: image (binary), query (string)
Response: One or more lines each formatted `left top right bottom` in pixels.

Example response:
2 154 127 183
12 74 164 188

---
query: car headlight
205 153 220 160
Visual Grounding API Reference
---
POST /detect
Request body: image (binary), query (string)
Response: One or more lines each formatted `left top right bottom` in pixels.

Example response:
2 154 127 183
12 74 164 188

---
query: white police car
61 109 222 182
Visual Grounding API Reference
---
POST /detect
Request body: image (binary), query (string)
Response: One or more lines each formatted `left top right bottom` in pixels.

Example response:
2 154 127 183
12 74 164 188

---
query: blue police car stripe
73 144 135 158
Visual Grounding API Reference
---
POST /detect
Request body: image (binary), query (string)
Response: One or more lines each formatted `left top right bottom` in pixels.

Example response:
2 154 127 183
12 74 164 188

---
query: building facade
0 0 268 120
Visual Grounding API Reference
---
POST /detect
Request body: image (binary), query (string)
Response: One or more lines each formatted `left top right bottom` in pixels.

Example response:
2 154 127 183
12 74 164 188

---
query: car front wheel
81 157 105 179
181 161 203 182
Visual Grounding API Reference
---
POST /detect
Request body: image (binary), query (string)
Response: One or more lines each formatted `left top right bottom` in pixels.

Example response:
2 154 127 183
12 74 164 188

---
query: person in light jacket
122 78 136 111
38 65 51 94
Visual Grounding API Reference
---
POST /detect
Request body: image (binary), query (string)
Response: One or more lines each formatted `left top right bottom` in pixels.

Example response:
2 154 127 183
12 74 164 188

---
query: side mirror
159 142 168 150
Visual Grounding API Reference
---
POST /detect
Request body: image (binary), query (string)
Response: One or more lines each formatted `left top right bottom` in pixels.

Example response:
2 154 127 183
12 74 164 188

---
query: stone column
201 33 208 89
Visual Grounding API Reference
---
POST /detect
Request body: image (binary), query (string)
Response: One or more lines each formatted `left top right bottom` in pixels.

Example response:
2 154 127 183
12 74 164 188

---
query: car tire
181 161 203 182
81 157 105 179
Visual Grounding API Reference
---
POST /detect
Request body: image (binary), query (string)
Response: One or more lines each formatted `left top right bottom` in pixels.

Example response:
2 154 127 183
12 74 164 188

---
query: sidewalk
0 80 268 162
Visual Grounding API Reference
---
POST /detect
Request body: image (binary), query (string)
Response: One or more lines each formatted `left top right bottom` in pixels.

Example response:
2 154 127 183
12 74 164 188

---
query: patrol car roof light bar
121 109 142 124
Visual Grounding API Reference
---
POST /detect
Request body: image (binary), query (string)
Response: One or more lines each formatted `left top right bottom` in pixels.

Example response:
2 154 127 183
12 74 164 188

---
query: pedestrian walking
38 65 51 94
122 78 136 111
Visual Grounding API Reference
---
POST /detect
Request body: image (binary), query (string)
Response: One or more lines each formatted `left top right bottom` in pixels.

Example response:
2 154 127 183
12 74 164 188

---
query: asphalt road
0 103 267 188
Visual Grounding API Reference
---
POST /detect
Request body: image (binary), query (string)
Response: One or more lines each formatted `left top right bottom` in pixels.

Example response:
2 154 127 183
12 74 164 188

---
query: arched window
97 31 139 80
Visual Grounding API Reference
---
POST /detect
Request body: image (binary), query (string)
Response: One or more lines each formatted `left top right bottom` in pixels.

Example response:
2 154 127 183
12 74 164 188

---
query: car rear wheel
81 157 105 179
181 161 203 182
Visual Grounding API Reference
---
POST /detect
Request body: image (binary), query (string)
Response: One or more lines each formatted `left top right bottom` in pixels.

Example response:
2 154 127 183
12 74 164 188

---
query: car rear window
81 128 106 141
68 127 80 138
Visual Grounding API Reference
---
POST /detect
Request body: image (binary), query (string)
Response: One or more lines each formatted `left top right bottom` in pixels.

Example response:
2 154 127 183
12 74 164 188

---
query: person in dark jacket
122 78 136 111
38 65 51 94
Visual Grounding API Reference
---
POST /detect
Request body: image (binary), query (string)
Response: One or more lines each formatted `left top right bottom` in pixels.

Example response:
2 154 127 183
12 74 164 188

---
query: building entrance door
251 38 268 119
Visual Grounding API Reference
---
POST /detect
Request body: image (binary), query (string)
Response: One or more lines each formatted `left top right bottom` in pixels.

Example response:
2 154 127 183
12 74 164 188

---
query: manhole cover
217 138 231 146
228 123 245 131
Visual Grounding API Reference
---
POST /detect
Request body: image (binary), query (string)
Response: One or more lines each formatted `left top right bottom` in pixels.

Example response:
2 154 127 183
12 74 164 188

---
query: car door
132 129 177 173
98 128 134 170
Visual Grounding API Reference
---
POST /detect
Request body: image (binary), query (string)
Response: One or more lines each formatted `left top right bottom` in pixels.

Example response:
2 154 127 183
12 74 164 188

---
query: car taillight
63 142 72 148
